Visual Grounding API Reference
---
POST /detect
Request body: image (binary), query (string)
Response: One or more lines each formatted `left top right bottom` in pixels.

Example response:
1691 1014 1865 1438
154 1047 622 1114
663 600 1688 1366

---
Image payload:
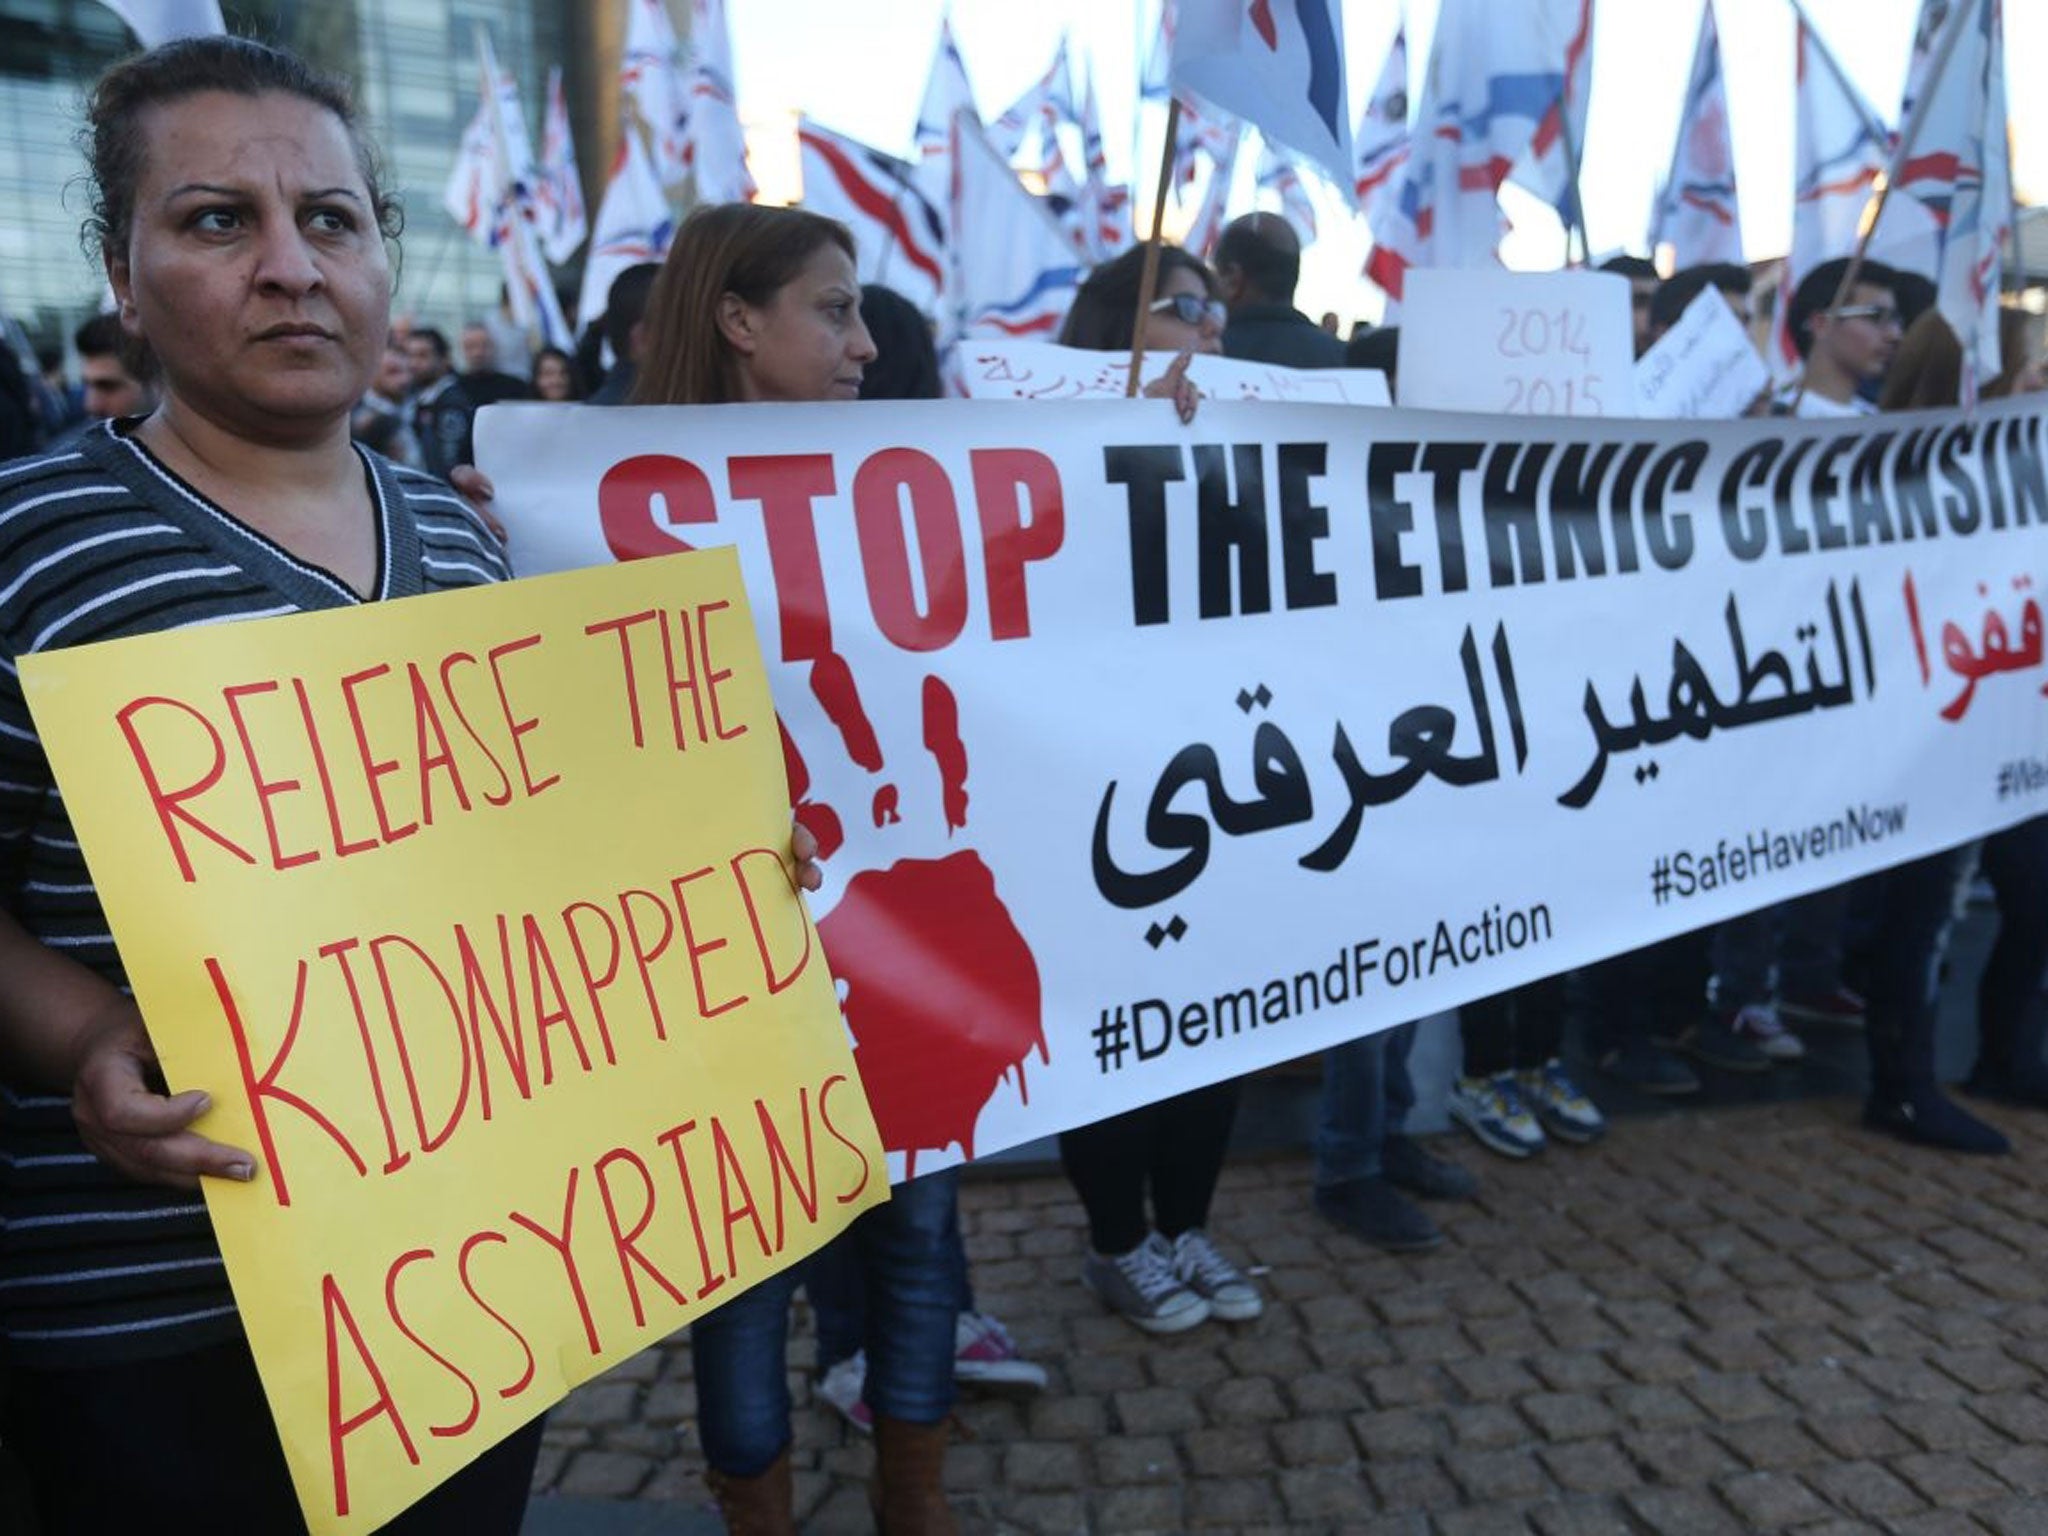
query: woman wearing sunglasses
1049 241 1261 1336
1057 241 1219 422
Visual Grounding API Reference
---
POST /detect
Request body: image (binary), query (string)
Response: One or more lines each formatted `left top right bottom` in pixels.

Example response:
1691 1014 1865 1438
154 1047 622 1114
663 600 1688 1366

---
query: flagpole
1126 95 1182 397
1788 0 1976 412
1555 100 1591 268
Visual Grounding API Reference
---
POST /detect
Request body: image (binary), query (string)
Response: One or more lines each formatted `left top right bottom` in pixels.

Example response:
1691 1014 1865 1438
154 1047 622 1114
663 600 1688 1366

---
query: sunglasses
1830 304 1902 328
1150 293 1228 329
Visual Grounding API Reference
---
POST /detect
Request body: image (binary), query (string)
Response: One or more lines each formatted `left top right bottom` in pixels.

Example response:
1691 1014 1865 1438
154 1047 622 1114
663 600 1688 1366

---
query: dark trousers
1574 928 1712 1051
1460 974 1567 1076
1978 817 2048 1082
1861 847 1974 1098
1058 1079 1242 1255
3 1336 542 1534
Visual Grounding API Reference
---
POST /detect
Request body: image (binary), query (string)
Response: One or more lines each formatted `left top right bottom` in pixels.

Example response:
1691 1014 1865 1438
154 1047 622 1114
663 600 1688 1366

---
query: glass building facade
0 0 617 354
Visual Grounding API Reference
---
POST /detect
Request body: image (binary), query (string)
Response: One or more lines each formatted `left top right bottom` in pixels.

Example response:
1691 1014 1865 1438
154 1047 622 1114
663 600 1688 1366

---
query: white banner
479 397 2048 1174
958 340 1389 407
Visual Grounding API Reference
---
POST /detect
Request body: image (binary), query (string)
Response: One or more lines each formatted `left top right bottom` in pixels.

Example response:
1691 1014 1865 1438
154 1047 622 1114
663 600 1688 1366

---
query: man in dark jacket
1214 213 1345 370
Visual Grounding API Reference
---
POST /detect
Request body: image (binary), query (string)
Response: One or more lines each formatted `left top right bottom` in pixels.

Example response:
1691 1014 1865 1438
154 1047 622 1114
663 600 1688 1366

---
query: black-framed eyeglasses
1149 293 1228 328
1831 304 1903 328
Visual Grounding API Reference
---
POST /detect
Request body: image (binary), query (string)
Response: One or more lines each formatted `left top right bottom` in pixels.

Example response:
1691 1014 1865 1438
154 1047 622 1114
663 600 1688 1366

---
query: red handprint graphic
786 656 1048 1178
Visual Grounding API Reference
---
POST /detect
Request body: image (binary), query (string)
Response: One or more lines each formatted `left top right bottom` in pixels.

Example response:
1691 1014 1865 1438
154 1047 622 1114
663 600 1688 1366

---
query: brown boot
870 1415 958 1536
705 1448 795 1536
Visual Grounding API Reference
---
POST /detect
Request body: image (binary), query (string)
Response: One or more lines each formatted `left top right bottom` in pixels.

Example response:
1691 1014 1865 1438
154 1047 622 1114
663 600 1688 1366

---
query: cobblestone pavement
529 1096 2048 1533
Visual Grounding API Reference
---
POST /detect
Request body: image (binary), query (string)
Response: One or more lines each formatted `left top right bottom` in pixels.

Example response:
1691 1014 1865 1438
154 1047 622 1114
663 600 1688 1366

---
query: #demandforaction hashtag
1654 802 1909 903
1092 901 1556 1074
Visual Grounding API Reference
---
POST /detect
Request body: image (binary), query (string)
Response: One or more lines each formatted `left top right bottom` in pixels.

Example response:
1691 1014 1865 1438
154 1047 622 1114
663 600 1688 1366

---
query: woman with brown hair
632 203 960 1536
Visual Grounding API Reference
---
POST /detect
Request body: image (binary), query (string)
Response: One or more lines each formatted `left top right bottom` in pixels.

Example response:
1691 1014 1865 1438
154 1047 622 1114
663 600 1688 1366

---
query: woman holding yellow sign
0 35 822 1535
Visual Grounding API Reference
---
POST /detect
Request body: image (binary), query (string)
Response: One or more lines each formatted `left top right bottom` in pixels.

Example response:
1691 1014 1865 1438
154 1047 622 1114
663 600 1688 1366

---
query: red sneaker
1778 985 1866 1026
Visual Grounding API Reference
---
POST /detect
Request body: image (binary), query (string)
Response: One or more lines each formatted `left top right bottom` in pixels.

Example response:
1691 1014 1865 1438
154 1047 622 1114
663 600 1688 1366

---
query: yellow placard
20 548 886 1534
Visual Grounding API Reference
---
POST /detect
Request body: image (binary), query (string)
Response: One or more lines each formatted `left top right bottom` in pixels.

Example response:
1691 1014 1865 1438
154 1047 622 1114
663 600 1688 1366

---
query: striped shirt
0 421 509 1367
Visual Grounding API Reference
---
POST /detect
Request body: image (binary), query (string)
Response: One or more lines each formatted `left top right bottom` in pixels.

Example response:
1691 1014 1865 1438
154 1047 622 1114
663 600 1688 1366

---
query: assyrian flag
683 0 755 204
798 118 948 313
476 32 572 349
948 112 1083 342
991 37 1075 162
94 0 222 45
442 99 500 244
1504 0 1596 227
1768 17 1891 378
1365 0 1563 299
915 14 982 163
1185 119 1245 258
621 0 690 189
575 123 676 331
1648 0 1743 265
1171 0 1353 196
1352 26 1410 218
536 66 588 265
1256 142 1317 242
1141 0 1178 100
1171 94 1241 193
1879 0 2012 394
1077 64 1132 259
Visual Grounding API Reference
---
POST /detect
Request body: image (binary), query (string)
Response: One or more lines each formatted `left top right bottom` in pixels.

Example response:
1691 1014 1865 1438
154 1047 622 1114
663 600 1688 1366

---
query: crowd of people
0 32 2043 1536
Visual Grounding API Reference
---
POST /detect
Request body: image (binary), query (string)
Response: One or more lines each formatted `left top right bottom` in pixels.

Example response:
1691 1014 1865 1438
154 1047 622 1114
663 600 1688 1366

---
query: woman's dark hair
532 345 581 401
1879 311 1962 411
632 203 857 406
858 285 941 402
1056 243 1217 353
83 35 402 267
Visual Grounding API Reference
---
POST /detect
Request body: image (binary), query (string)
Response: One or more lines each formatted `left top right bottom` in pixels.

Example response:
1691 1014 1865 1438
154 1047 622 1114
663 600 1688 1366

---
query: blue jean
1314 1019 1417 1188
808 1166 970 1371
692 1170 962 1476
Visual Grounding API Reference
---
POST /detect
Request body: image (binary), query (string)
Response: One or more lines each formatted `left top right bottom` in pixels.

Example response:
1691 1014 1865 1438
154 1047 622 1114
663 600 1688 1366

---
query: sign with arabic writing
479 397 2048 1175
18 549 885 1535
958 339 1391 407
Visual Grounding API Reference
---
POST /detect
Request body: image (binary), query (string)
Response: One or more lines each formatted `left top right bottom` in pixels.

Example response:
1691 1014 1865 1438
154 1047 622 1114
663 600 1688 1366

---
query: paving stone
1890 1450 2010 1507
556 1449 653 1498
1111 1386 1203 1436
1608 1382 1706 1431
1885 1398 2004 1453
1349 1407 1443 1459
1183 1475 1285 1527
1968 1391 2048 1440
1887 1512 1999 1536
1710 1417 1831 1471
1713 1469 1832 1529
1803 1459 1928 1520
1444 1446 1551 1502
1683 1370 1786 1423
1180 1425 1274 1478
1622 1427 1745 1484
1445 1403 1530 1449
1520 1390 1618 1442
1535 1439 1639 1495
1618 1486 1745 1535
1366 1454 1460 1511
1003 1440 1087 1490
1202 1374 1289 1424
1434 1505 1541 1536
1276 1463 1374 1521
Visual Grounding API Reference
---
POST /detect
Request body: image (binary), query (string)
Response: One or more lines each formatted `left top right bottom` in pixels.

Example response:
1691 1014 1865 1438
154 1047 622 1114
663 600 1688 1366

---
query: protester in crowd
1777 256 1904 416
35 346 86 441
1050 243 1253 1329
457 319 532 405
349 334 421 465
1318 310 1341 335
1579 934 1717 1094
1648 262 1754 345
1315 1015 1477 1251
808 283 1047 1440
481 280 532 379
587 261 659 404
1213 212 1346 368
0 345 34 461
71 310 158 424
630 205 960 1535
1448 976 1606 1158
530 343 580 402
1849 310 2017 1154
404 323 476 479
1597 253 1661 358
1347 324 1398 393
0 35 539 1530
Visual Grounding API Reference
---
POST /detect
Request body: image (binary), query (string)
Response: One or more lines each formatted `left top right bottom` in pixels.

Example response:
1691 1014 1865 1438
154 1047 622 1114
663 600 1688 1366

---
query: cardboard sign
959 338 1390 406
1633 284 1772 419
1397 268 1634 416
20 549 885 1535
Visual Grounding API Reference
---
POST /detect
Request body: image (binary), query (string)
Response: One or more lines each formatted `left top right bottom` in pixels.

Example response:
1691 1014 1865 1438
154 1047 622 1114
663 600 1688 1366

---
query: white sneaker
1170 1228 1263 1322
1729 1003 1806 1061
1083 1232 1210 1333
815 1350 872 1433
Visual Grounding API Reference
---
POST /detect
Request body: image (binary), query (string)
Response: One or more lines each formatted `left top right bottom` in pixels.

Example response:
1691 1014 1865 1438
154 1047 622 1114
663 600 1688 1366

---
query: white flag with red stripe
948 113 1084 342
620 0 690 189
537 65 588 266
575 124 676 333
1648 0 1743 265
799 118 948 314
683 0 755 204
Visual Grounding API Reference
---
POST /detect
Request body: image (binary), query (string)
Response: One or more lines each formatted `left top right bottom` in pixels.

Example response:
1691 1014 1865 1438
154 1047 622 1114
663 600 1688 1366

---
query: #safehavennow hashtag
1093 901 1555 1074
1649 802 1907 905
